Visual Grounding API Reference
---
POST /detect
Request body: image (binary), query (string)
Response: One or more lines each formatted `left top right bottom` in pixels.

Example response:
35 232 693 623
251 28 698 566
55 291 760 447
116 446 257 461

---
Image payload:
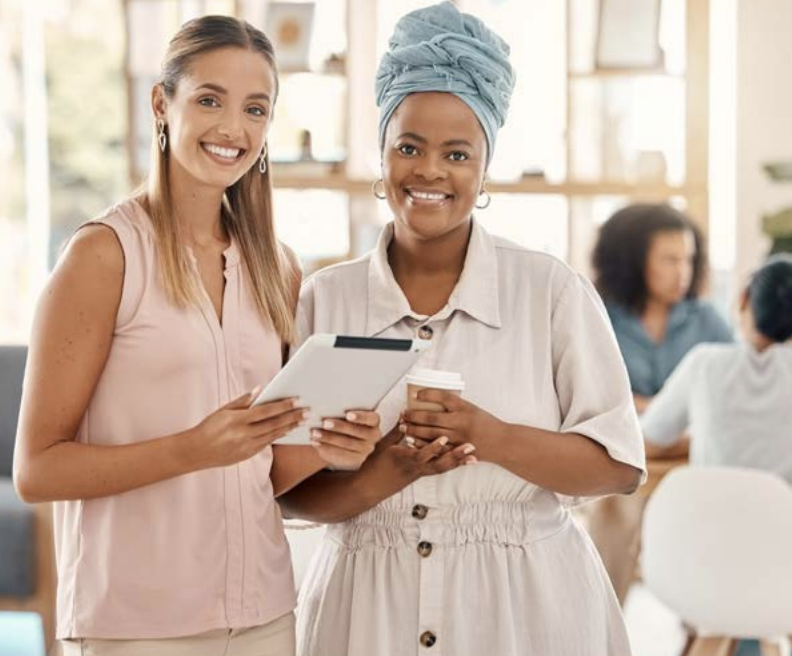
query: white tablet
252 334 429 445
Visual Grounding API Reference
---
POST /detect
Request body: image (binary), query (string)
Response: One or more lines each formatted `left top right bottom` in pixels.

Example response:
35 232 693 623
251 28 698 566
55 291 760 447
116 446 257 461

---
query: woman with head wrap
279 4 645 655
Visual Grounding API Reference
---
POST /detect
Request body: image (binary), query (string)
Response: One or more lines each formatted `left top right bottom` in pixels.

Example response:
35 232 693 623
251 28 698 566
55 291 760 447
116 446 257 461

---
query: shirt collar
365 219 502 337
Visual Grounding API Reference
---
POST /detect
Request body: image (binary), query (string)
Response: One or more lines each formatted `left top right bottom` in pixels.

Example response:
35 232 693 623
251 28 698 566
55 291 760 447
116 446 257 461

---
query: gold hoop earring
157 119 167 153
372 178 386 200
259 143 268 174
475 189 491 210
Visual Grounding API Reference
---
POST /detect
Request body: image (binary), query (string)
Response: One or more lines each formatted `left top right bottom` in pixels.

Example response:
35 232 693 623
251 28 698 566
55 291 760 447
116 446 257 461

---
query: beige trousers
56 612 295 656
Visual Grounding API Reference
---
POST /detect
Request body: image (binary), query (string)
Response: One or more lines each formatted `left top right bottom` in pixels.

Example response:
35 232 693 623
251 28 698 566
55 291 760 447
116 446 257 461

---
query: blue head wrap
375 1 515 165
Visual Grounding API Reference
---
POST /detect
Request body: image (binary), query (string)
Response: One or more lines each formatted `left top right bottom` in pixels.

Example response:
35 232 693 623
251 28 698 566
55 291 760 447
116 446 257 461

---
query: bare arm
278 431 475 523
633 394 653 415
644 434 690 460
14 226 306 503
402 390 642 498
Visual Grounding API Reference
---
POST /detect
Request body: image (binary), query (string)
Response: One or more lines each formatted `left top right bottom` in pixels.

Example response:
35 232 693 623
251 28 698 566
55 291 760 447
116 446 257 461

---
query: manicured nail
302 410 311 419
346 412 357 422
250 386 262 397
291 397 303 408
438 436 449 446
411 391 418 399
322 420 334 430
462 444 476 455
405 436 416 449
311 429 321 439
465 456 478 465
398 423 407 433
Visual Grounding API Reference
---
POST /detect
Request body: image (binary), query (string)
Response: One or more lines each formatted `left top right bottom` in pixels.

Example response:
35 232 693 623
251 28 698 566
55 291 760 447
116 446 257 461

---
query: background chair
0 346 56 650
642 465 792 656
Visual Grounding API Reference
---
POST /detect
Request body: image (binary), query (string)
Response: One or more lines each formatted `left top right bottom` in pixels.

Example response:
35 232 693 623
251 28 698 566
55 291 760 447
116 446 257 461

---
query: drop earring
157 119 167 153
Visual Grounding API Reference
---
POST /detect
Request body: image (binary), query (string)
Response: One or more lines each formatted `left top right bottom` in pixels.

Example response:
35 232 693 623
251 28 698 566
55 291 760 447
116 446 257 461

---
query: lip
201 142 247 166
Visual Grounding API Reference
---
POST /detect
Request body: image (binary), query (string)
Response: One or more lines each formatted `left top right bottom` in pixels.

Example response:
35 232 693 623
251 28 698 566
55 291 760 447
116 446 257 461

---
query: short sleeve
640 347 700 445
551 274 646 479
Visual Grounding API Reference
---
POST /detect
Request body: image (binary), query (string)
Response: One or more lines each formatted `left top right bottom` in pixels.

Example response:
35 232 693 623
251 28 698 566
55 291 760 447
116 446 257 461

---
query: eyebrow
195 82 271 102
396 132 475 148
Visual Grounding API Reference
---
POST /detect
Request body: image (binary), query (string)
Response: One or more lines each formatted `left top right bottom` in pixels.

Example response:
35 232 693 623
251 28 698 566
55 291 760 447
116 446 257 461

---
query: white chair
641 465 792 656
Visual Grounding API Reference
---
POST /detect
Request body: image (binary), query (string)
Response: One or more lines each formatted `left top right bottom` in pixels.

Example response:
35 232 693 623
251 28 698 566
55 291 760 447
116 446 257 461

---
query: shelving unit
123 0 710 272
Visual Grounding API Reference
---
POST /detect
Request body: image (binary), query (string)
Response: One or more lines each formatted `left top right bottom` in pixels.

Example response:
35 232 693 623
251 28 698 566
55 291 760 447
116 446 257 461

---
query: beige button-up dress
294 220 645 656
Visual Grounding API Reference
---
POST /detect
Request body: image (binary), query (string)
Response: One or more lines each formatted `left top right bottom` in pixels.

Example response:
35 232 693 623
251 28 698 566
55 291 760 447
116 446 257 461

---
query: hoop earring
372 178 386 200
157 119 167 153
475 189 491 210
259 143 268 174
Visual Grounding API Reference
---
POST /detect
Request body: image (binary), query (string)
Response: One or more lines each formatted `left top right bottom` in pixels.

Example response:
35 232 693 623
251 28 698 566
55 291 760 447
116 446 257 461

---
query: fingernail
463 444 476 455
465 456 478 465
438 436 449 446
405 436 415 445
311 429 321 439
302 410 310 419
322 420 334 430
250 386 262 397
398 423 407 433
292 397 303 408
411 391 418 399
346 412 357 422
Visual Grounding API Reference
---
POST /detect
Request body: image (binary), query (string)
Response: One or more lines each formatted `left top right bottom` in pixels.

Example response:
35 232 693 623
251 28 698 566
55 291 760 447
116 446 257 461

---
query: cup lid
405 368 465 391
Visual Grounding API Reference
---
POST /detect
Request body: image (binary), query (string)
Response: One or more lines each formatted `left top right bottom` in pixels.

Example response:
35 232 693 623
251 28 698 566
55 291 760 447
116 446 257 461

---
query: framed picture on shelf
265 2 315 72
595 0 663 70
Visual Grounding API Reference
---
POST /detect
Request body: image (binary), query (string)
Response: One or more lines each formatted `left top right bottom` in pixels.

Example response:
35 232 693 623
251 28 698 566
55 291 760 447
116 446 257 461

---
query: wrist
476 420 513 465
166 429 202 476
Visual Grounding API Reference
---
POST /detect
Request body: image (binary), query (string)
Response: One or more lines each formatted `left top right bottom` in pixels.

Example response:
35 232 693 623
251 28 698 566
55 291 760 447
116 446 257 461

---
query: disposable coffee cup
405 368 465 412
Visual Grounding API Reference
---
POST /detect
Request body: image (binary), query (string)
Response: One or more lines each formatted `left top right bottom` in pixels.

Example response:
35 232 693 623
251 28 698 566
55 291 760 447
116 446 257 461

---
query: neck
169 161 228 247
747 330 775 353
388 218 472 279
643 296 672 319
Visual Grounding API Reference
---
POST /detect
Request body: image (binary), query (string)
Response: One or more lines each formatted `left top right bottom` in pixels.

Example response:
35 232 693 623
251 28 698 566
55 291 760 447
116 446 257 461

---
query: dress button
412 504 429 520
417 325 434 340
417 541 433 557
420 631 437 647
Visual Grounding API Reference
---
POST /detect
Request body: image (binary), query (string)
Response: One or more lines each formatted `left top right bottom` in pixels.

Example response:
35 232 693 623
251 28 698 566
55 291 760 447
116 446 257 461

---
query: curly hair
592 204 708 313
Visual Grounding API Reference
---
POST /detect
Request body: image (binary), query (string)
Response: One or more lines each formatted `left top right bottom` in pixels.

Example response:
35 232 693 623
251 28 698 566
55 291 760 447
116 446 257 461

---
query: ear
738 288 750 312
150 83 168 123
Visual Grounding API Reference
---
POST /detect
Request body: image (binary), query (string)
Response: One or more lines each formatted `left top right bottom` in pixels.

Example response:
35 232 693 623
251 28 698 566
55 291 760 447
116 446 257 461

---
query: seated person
642 254 792 656
642 253 792 477
592 203 733 413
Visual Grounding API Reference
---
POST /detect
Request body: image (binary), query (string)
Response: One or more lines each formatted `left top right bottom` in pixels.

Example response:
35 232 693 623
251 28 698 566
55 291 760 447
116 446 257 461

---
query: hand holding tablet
252 334 430 445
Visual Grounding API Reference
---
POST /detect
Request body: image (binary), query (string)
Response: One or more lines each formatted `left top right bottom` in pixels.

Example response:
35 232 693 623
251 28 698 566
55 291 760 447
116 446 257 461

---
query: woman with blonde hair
13 15 379 655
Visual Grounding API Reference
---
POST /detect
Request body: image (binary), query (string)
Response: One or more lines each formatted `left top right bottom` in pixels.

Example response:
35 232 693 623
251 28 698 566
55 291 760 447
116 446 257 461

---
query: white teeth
204 144 240 159
409 190 448 201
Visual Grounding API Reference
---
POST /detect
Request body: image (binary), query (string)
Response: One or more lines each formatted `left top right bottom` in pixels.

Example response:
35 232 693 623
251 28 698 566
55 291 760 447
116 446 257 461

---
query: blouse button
420 631 437 647
417 325 434 340
412 504 429 520
417 541 433 557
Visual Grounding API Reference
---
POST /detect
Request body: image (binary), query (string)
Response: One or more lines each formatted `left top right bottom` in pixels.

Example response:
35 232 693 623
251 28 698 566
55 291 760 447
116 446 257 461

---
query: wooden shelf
271 173 693 198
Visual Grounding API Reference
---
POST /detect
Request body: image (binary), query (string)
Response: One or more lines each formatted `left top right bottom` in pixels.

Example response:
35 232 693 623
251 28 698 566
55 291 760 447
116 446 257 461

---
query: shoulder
301 252 372 294
490 235 583 298
685 299 733 340
62 221 125 279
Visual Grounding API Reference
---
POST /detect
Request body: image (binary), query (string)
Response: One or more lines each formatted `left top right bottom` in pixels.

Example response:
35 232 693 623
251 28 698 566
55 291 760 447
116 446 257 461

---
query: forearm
480 424 642 497
270 445 326 497
14 432 196 503
278 448 417 523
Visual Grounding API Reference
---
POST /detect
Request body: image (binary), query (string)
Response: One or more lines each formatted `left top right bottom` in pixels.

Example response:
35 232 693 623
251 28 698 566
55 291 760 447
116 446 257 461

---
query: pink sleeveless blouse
53 199 295 639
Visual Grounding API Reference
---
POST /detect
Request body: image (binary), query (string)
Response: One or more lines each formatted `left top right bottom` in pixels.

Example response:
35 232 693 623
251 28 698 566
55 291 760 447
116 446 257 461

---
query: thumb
224 386 262 410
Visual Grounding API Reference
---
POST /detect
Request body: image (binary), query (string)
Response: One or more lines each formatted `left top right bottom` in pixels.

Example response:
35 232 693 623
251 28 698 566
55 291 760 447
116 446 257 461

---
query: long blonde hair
137 15 294 342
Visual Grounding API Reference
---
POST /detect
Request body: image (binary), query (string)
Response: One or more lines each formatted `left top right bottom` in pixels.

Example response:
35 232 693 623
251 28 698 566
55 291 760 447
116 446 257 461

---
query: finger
402 424 454 443
431 448 476 474
248 407 307 436
414 436 450 464
342 410 380 428
224 386 263 410
416 389 465 410
319 418 378 442
248 398 305 423
310 429 375 453
402 409 454 429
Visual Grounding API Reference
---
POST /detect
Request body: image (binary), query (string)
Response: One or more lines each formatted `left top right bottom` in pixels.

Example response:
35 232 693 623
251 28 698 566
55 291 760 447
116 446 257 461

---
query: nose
218 111 243 141
413 153 448 181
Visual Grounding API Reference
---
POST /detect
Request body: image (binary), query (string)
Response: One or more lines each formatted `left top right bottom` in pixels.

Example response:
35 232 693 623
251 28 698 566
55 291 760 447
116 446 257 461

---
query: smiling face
153 46 275 191
381 92 487 242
